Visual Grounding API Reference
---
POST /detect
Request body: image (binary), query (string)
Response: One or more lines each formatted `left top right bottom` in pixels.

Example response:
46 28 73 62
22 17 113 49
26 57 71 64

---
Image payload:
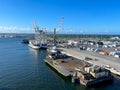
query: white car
114 54 120 58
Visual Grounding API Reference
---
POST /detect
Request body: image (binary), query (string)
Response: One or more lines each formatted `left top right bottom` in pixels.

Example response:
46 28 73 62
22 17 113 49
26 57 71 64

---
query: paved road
61 48 120 72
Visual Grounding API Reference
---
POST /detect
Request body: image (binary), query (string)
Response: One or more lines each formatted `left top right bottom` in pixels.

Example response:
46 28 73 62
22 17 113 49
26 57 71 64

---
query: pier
44 59 72 77
44 55 87 77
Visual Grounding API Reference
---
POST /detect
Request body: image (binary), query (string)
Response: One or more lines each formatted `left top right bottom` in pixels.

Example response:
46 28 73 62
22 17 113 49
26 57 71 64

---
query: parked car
114 54 120 58
114 53 120 58
94 48 101 52
99 51 109 55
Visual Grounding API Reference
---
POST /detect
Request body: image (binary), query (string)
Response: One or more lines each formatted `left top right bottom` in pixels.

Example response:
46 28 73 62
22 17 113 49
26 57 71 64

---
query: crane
56 17 64 32
33 21 39 32
53 17 64 43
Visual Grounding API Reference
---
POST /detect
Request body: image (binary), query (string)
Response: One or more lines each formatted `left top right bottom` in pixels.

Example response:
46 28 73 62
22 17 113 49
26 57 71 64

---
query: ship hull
28 44 41 49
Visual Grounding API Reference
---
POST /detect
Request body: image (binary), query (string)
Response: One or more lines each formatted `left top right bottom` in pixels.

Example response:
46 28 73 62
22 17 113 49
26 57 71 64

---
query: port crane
32 17 64 45
32 21 47 45
33 21 39 32
53 17 64 43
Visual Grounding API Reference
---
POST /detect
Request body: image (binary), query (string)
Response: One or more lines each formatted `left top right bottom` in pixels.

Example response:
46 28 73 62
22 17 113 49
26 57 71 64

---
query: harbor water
0 38 120 90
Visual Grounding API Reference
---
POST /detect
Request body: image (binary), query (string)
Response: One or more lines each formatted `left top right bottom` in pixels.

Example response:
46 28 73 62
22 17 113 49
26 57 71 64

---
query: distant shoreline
0 33 119 41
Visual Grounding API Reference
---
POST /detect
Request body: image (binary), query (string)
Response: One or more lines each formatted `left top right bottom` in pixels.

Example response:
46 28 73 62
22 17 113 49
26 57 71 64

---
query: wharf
44 56 86 77
44 59 71 77
61 48 120 76
45 48 113 87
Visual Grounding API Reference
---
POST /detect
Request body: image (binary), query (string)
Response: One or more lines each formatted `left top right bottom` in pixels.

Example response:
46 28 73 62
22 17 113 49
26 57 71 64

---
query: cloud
0 26 33 33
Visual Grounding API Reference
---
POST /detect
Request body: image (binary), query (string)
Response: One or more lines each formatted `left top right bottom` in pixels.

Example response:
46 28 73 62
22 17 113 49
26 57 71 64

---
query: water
0 38 120 90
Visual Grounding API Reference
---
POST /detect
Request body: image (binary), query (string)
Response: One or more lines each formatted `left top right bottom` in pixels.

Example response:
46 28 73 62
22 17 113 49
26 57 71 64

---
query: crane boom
53 17 64 43
56 17 64 32
33 21 39 32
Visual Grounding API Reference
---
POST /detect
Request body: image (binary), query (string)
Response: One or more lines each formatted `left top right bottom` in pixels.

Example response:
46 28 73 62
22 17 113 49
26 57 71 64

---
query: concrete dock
45 49 113 86
61 48 120 76
44 55 87 77
44 59 72 77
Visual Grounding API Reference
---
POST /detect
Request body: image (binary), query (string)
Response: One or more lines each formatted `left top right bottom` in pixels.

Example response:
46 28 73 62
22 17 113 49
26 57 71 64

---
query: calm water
0 38 120 90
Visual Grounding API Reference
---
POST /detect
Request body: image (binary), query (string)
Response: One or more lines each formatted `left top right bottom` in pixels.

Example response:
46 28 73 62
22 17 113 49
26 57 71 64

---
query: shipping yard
43 36 120 87
27 22 120 87
18 16 120 87
1 0 120 90
17 18 120 87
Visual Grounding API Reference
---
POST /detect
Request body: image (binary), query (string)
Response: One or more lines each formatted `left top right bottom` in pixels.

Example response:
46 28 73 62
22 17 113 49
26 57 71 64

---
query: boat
29 39 47 50
29 40 41 49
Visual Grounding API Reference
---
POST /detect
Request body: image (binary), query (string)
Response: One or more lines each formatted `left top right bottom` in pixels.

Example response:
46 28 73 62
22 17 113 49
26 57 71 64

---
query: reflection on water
29 48 47 58
45 63 88 90
28 47 47 69
29 48 40 57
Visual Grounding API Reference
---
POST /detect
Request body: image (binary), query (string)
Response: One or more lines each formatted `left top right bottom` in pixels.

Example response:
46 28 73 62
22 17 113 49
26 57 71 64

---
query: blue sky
0 0 120 34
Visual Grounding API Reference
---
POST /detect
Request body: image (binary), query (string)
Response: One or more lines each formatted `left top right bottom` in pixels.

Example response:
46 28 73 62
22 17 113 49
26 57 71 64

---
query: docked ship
29 40 41 49
29 22 47 50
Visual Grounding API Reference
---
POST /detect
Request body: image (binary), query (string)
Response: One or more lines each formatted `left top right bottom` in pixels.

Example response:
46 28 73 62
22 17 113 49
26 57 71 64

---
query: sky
0 0 120 34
